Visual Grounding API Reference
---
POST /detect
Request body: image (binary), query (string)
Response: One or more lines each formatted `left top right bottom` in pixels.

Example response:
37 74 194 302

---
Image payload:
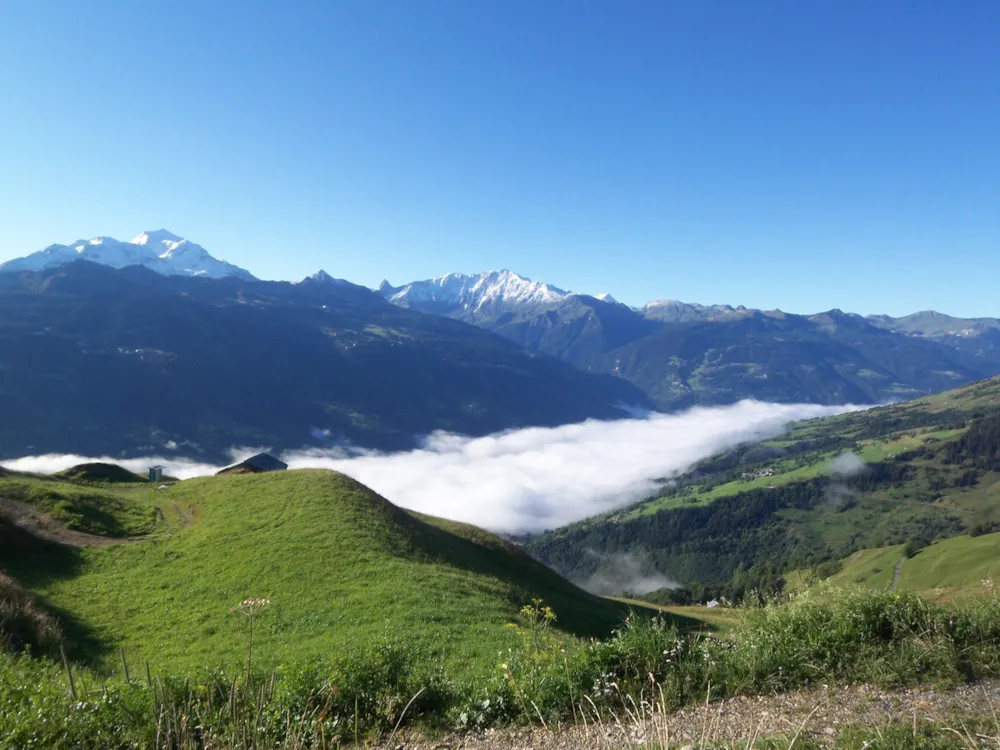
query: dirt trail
0 497 132 548
888 555 905 592
393 681 1000 749
172 502 193 531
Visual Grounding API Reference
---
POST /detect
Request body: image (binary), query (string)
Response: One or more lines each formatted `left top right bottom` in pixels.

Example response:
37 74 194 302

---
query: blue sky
1 1 997 316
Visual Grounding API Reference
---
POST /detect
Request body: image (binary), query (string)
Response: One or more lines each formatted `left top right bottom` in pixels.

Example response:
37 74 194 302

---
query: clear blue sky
1 1 998 316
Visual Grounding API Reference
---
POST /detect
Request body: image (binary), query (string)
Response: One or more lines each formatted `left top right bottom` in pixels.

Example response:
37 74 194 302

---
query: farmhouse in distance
216 452 288 476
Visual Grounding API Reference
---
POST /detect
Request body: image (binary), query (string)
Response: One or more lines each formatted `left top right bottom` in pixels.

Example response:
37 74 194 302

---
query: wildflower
232 597 271 615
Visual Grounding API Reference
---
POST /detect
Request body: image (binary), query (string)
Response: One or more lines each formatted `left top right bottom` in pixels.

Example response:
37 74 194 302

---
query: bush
812 558 843 580
903 539 927 558
968 521 996 537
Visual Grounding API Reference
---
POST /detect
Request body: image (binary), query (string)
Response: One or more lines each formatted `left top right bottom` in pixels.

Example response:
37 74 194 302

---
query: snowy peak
641 299 758 323
131 229 184 248
382 270 570 313
0 230 256 280
594 292 618 304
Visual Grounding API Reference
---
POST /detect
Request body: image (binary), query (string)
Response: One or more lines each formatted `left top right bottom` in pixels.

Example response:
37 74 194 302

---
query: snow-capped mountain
0 230 256 280
867 311 1000 340
641 299 757 323
379 268 1000 413
380 270 571 315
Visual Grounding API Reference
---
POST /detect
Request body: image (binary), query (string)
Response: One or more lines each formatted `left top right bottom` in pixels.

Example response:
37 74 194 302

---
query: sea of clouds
2 400 862 534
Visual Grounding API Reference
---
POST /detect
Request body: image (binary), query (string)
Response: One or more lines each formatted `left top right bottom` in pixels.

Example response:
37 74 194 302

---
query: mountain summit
381 270 570 315
0 230 255 280
383 269 1000 410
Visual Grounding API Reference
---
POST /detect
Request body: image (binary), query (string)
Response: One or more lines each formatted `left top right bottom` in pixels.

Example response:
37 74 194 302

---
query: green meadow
3 469 644 677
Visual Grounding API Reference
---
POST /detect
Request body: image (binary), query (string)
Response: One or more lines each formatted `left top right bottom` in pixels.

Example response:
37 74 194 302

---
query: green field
1 468 660 677
790 531 1000 601
787 545 904 592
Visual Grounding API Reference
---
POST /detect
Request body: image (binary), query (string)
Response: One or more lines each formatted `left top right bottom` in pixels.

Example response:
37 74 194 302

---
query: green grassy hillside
55 462 148 484
792 531 1000 601
2 469 631 676
530 376 1000 601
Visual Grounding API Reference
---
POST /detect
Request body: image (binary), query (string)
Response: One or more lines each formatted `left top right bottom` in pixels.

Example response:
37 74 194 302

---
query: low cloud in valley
831 451 867 477
2 400 860 533
578 551 679 596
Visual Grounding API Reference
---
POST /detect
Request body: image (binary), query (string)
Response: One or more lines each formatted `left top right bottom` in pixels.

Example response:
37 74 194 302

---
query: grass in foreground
4 587 1000 748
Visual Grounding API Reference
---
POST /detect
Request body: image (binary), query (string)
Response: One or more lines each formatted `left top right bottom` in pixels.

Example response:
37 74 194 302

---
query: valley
4 452 1000 747
528 376 1000 603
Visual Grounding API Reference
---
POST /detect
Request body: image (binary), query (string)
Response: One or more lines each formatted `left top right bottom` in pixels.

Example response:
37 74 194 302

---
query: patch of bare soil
392 681 1000 749
172 502 193 531
0 497 131 548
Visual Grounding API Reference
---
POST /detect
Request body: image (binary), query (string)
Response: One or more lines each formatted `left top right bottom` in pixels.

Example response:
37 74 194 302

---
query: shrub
903 539 926 558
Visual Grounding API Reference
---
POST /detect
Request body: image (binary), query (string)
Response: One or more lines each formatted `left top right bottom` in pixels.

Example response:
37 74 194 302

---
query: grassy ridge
0 473 167 538
3 470 638 676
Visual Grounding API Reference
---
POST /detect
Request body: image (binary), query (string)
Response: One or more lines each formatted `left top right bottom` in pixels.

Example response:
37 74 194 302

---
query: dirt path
888 555 905 592
0 497 132 548
172 502 193 531
392 681 1000 749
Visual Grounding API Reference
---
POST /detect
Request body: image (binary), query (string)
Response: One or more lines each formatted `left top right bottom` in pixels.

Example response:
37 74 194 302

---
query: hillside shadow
0 519 113 665
0 518 87 584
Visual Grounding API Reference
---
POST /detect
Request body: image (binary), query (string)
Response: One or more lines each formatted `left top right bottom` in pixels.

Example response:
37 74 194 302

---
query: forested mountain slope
527 377 1000 600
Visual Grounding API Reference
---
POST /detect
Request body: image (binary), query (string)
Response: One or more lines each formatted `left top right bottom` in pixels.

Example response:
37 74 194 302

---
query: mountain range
2 232 1000 455
0 261 643 460
0 230 255 280
381 271 1000 409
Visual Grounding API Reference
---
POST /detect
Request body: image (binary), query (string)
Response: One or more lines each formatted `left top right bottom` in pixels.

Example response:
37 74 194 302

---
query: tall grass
3 587 1000 748
0 572 63 656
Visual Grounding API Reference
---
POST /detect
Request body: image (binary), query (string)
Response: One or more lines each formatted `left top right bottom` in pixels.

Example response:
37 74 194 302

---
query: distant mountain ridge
381 271 1000 410
380 269 570 315
4 230 999 421
0 230 255 280
0 261 646 461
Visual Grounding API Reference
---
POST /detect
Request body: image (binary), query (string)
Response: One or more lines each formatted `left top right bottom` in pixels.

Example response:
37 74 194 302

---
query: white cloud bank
1 400 862 534
1 453 224 480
